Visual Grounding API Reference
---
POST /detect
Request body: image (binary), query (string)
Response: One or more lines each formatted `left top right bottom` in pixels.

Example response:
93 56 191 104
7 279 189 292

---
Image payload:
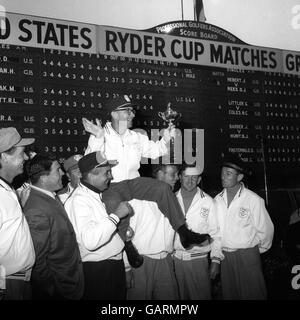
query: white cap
184 167 202 176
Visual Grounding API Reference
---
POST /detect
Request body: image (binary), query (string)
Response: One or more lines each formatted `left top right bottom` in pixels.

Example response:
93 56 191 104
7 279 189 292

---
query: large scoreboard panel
1 15 299 192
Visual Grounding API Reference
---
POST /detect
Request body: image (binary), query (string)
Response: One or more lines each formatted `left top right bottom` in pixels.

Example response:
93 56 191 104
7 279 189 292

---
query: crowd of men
0 95 274 300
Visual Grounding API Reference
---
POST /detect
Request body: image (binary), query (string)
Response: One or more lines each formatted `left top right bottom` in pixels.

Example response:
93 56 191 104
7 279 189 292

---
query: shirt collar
80 180 102 195
106 122 132 138
220 182 245 199
67 183 74 193
0 176 14 191
178 187 204 200
30 185 56 199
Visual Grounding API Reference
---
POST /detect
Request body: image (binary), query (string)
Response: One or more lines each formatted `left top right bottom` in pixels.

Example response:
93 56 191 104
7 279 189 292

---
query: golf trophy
158 102 182 163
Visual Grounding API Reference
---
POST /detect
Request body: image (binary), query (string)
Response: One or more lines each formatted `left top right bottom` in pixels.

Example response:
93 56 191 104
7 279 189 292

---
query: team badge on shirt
200 207 209 218
239 207 250 218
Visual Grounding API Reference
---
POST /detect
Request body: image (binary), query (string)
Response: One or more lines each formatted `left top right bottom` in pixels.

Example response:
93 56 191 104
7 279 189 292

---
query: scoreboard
0 13 300 191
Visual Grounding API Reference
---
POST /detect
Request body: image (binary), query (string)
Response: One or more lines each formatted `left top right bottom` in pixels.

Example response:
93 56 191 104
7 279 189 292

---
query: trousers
102 177 186 240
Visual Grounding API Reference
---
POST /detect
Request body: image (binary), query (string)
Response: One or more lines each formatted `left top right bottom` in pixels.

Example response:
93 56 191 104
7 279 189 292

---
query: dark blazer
23 187 84 300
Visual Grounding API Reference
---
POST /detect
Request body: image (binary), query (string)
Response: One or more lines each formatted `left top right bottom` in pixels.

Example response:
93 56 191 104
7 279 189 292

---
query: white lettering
291 265 300 290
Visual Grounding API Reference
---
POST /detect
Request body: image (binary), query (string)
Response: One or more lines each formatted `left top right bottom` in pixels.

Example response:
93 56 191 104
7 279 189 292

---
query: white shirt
174 187 223 261
214 183 274 253
64 183 124 262
0 178 35 276
128 200 175 256
85 122 168 182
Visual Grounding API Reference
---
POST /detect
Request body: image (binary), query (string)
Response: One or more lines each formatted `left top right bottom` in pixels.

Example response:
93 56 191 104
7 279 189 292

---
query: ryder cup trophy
158 103 182 163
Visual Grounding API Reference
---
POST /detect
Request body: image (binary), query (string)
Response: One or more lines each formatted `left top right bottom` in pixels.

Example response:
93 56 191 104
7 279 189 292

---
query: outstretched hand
82 117 104 138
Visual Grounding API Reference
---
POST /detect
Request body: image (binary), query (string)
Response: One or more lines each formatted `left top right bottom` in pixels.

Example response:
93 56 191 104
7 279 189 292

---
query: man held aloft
82 95 209 267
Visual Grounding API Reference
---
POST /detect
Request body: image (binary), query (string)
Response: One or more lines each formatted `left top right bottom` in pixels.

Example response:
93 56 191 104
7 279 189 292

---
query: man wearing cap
23 153 84 300
0 127 35 300
82 95 209 267
65 151 133 300
57 154 83 205
173 164 223 300
214 153 274 299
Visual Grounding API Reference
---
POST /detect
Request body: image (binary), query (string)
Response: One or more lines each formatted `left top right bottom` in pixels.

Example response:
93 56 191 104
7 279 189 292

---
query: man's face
3 146 28 177
68 167 81 188
113 108 135 128
180 172 201 192
159 165 179 190
43 161 63 192
92 166 113 191
221 166 242 189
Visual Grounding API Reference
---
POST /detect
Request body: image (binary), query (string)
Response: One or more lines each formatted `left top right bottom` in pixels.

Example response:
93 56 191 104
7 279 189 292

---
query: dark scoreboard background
0 17 300 194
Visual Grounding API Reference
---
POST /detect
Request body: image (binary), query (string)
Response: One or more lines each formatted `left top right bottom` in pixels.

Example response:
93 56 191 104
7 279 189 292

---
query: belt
145 252 168 260
108 253 123 260
222 247 237 252
174 251 208 261
6 269 32 282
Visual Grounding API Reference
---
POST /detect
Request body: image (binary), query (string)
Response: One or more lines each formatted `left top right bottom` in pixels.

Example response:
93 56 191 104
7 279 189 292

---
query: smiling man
82 95 209 269
65 151 133 300
214 153 274 300
23 153 84 300
173 163 222 300
0 127 35 300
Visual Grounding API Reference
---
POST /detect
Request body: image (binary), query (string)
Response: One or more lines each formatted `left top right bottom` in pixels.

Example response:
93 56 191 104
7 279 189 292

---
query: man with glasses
214 153 274 299
82 95 209 269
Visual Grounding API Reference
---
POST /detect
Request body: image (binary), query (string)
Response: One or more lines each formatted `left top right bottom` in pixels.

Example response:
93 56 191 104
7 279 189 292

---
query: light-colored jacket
0 179 35 276
214 183 274 253
85 122 168 182
65 182 124 261
174 187 223 261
